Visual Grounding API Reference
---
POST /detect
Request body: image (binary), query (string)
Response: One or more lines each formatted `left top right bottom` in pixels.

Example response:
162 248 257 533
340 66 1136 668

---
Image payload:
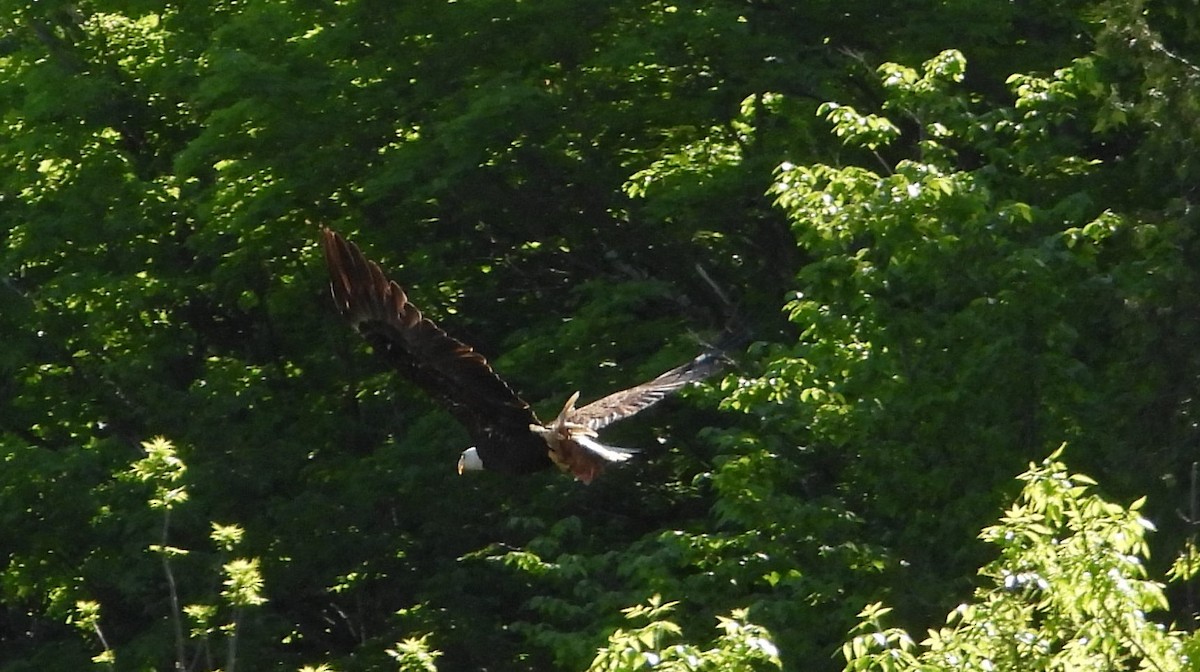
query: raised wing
567 351 726 430
321 228 550 473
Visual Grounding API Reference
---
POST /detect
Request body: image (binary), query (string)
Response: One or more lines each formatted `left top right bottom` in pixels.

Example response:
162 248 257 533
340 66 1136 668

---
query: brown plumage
321 227 724 483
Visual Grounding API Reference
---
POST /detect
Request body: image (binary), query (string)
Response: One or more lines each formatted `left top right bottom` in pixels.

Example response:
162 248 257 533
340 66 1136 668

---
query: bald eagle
321 228 724 483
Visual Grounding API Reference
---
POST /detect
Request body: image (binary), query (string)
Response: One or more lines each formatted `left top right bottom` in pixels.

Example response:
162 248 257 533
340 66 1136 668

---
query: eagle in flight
321 228 724 483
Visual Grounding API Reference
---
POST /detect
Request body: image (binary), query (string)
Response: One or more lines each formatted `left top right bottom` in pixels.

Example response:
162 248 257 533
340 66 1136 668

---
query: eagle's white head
457 446 484 474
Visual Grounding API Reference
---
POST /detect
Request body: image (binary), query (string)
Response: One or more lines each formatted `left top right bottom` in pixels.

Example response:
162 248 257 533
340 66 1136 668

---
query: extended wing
321 228 550 474
567 351 726 430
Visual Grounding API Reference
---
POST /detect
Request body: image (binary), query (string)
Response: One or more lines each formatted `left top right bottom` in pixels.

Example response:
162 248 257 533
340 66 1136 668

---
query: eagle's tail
573 433 638 464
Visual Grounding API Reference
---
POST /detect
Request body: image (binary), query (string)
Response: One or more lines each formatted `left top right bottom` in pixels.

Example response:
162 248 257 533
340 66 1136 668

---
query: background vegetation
1 0 1199 670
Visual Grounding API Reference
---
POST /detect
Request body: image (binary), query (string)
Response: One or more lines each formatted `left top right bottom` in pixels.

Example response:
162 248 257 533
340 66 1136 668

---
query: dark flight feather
322 228 551 474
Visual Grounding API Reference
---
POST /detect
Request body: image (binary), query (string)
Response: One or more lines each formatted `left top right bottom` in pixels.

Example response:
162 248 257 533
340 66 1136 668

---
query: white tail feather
574 434 637 463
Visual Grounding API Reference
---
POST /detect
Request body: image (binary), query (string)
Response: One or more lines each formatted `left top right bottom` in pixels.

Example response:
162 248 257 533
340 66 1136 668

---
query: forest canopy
1 0 1199 670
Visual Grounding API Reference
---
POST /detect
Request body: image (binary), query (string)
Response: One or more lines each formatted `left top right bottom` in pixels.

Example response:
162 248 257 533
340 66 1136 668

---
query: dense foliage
844 449 1188 671
1 0 1199 670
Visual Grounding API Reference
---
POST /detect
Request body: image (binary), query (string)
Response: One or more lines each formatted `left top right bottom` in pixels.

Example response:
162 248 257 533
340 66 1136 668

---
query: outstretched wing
321 228 550 474
567 351 726 430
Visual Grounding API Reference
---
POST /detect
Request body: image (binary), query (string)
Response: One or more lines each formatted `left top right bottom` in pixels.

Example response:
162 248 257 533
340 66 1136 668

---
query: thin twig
693 263 732 313
90 621 114 670
1189 461 1198 629
226 609 242 672
159 509 187 671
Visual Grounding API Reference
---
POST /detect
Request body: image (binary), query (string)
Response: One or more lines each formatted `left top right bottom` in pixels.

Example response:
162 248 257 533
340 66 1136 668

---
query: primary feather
322 228 551 475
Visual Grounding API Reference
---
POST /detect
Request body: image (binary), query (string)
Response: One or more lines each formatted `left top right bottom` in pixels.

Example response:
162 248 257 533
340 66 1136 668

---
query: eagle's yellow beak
457 454 465 475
